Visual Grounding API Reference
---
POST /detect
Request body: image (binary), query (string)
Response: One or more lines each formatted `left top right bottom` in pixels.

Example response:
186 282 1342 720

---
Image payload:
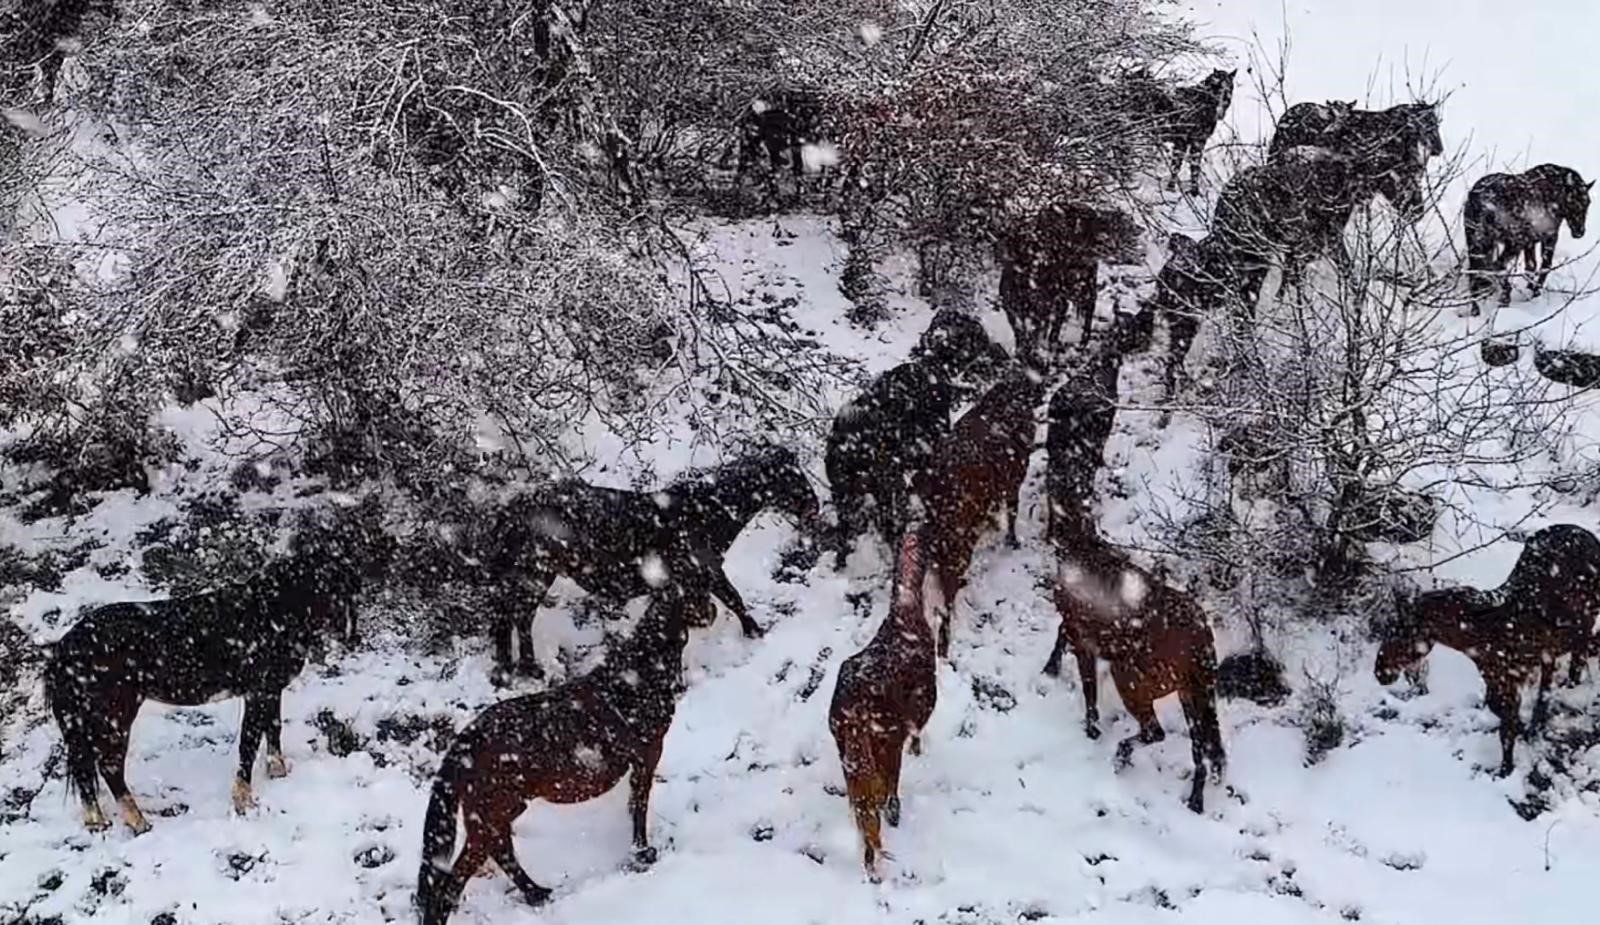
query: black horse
416 587 716 924
1129 231 1233 404
482 446 819 677
1269 100 1442 170
997 201 1143 361
731 88 826 181
46 520 388 833
1211 146 1425 310
1044 312 1144 546
1125 68 1236 195
827 310 1007 570
1464 163 1593 312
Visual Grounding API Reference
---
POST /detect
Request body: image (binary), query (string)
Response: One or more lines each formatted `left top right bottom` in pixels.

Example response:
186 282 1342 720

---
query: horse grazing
1464 163 1593 312
921 365 1047 658
827 310 1007 570
1043 528 1226 813
1130 231 1232 404
482 446 818 677
415 589 716 924
829 531 938 879
1269 100 1442 169
731 88 826 181
1212 146 1425 311
46 522 386 834
1044 313 1143 547
998 201 1142 362
1375 524 1600 777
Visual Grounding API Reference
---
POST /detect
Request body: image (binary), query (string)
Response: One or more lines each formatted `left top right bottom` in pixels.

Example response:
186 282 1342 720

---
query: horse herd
29 70 1600 924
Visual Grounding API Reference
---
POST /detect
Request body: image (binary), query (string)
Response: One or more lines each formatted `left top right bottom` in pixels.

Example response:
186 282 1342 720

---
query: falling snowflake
262 259 290 303
800 142 840 174
640 554 669 587
857 22 883 46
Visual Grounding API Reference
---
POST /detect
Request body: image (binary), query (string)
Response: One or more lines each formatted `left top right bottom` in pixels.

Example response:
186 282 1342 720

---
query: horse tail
1190 637 1228 772
415 746 468 925
45 649 100 810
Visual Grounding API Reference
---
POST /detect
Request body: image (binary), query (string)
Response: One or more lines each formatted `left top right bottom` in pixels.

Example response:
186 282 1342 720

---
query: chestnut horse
1044 526 1226 813
415 588 716 924
1375 524 1600 776
829 530 938 879
920 365 1047 658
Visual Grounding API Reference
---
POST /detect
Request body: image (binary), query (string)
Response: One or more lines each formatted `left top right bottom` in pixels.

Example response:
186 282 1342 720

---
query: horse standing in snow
1043 525 1226 814
1375 524 1600 777
415 587 716 924
997 201 1143 362
1044 312 1143 546
1128 231 1233 404
827 309 1007 570
920 365 1047 658
1464 164 1593 313
829 531 938 879
1211 146 1425 311
479 445 818 678
46 521 387 833
731 87 826 182
1124 68 1237 194
1268 100 1441 169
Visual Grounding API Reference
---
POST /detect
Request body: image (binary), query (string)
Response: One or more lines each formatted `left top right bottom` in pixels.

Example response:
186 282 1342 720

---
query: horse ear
1587 180 1595 192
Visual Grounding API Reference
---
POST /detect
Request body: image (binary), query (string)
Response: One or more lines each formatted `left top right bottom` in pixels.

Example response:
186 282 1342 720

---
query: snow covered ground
5 4 1600 924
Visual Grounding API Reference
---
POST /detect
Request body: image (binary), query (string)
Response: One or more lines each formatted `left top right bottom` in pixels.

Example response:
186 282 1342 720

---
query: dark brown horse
1043 313 1142 547
1123 68 1237 194
1269 100 1442 168
829 531 938 879
827 310 1007 569
921 366 1047 658
45 521 386 833
1043 527 1226 813
481 446 818 677
1129 231 1232 404
1464 163 1593 312
415 588 716 924
997 202 1142 362
1375 524 1600 776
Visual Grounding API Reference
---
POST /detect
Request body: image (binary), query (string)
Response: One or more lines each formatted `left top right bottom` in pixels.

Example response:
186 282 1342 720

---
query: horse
1464 163 1593 313
415 588 716 924
45 520 387 834
997 201 1143 362
920 365 1047 658
1129 231 1233 404
481 445 819 677
1211 146 1425 311
731 88 826 182
829 531 938 879
1043 526 1226 813
1154 69 1236 194
1044 313 1143 547
1374 524 1600 776
1268 100 1442 169
827 310 1007 570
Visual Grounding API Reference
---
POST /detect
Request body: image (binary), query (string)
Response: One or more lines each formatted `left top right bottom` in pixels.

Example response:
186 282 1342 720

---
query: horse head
1207 68 1237 117
750 444 821 526
1374 585 1430 684
919 308 1009 386
1567 173 1593 238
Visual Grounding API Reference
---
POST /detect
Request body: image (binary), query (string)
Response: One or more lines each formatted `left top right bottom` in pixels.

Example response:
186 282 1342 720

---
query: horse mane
667 445 796 492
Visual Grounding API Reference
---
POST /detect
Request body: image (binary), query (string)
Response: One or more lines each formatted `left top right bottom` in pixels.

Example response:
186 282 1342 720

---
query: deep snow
6 3 1600 924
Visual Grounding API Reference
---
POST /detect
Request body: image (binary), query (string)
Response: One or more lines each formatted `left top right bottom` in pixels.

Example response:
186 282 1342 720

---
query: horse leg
233 694 274 814
1534 234 1557 296
262 692 290 779
1496 248 1516 307
1166 141 1184 191
1075 647 1101 740
97 694 149 835
1112 684 1165 771
1484 676 1521 777
882 737 907 828
629 737 666 865
1163 309 1199 405
1178 691 1210 813
1529 659 1554 736
488 836 552 907
844 767 886 880
1002 489 1020 548
1041 611 1071 677
706 567 763 639
1186 140 1203 195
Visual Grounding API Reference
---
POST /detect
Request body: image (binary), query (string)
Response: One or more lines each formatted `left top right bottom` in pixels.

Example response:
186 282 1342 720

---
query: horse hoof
908 736 922 757
631 846 658 869
231 780 257 816
1085 724 1102 741
885 795 901 828
1041 660 1060 678
1185 796 1204 815
742 622 767 640
83 807 111 832
266 755 290 779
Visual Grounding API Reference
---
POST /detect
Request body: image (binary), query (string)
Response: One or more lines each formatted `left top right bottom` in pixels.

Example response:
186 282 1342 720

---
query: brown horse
1375 524 1600 776
1044 313 1143 547
920 365 1047 658
997 202 1142 362
829 531 938 879
1043 527 1226 813
414 588 716 924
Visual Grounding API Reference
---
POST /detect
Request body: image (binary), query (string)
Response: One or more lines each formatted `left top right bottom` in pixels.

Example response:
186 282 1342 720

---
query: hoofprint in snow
6 208 1600 925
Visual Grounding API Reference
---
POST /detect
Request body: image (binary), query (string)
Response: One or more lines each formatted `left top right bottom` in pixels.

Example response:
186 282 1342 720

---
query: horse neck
678 465 770 547
598 614 687 718
1418 592 1498 652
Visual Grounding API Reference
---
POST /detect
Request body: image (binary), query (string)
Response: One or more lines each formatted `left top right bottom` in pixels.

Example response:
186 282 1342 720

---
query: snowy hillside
5 2 1600 925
